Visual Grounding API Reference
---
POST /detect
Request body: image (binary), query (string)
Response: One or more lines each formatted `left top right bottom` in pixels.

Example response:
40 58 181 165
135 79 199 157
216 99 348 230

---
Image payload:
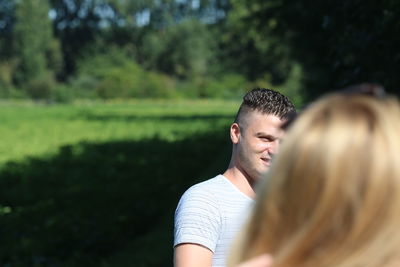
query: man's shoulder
176 175 227 207
174 175 227 252
184 175 227 196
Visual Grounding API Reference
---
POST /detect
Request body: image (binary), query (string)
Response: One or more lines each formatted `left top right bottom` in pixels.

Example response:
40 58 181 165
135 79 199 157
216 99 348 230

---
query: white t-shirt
174 175 253 267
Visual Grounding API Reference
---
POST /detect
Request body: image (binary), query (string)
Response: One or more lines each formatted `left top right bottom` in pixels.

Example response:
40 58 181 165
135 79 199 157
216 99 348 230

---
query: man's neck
223 166 256 199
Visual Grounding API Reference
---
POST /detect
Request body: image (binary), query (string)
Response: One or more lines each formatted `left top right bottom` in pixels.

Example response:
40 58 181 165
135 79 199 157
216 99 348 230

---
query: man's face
232 111 285 182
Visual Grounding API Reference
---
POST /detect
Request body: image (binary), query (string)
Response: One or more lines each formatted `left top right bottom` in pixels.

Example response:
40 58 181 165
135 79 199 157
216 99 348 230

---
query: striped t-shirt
174 175 253 267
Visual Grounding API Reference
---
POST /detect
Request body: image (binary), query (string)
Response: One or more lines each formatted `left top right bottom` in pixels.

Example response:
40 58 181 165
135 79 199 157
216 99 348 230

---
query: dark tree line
0 0 398 101
229 0 400 98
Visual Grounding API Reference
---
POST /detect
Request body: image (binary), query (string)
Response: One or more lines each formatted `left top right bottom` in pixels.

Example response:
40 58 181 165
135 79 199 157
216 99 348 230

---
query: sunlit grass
0 99 240 165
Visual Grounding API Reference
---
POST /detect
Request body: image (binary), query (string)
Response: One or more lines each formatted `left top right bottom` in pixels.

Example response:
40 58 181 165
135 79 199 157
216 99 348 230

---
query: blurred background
0 0 399 266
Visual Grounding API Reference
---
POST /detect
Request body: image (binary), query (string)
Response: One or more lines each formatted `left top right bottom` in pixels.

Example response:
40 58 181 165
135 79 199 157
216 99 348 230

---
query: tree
14 0 61 90
0 0 16 94
228 0 400 99
47 0 231 78
0 0 15 59
140 19 216 79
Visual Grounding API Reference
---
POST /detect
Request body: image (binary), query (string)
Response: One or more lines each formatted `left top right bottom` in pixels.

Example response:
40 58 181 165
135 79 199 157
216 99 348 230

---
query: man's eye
260 137 273 142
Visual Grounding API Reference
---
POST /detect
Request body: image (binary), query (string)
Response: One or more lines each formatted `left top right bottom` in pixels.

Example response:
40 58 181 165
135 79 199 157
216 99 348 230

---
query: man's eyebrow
255 132 278 139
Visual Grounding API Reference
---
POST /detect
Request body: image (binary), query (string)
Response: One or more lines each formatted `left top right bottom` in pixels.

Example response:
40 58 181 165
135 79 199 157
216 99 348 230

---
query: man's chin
254 169 270 181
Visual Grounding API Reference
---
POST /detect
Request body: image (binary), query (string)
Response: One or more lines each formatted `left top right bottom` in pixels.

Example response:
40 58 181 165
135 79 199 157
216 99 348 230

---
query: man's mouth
261 157 271 166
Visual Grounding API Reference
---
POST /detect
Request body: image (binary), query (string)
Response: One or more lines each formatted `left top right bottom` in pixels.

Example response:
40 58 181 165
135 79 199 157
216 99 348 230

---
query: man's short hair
234 88 296 123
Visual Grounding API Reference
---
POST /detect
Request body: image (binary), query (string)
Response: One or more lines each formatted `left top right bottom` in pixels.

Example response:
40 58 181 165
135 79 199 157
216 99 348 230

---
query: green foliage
274 63 305 108
0 0 15 58
67 75 99 99
49 84 76 103
13 0 59 86
0 0 308 102
25 72 57 99
0 99 238 266
45 38 63 77
193 73 248 98
220 0 294 84
140 19 217 79
230 0 400 99
7 0 397 101
74 48 178 99
0 61 16 96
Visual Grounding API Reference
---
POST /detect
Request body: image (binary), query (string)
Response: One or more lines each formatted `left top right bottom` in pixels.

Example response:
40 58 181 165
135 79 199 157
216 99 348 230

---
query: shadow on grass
0 128 231 267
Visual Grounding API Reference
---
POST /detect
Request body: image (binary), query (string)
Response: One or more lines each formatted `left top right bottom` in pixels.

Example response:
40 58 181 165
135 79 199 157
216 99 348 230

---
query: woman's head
230 90 400 267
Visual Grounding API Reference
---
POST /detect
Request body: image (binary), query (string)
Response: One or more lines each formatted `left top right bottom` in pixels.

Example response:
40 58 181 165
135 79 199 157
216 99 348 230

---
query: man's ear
230 123 241 144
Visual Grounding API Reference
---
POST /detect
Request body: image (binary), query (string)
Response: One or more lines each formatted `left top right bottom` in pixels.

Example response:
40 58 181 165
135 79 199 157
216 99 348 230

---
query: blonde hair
229 93 400 267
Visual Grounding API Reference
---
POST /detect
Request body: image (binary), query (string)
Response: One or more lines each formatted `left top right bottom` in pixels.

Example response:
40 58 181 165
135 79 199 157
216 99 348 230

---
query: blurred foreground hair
229 85 400 267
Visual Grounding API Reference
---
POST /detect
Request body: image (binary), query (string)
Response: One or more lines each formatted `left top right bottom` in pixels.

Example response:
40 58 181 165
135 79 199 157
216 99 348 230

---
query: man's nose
268 140 280 155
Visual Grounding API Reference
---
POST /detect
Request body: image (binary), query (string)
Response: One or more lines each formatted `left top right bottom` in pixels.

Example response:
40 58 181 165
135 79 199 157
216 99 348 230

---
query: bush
0 61 17 98
50 84 76 103
173 73 248 99
200 73 248 98
24 72 56 100
140 19 217 80
94 63 142 99
73 48 178 99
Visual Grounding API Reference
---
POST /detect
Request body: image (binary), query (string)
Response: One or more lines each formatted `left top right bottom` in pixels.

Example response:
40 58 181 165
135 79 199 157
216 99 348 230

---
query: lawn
0 99 240 266
0 99 239 165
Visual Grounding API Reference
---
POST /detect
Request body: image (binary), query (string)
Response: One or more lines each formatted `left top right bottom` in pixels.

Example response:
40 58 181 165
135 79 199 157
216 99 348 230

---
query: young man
174 88 296 267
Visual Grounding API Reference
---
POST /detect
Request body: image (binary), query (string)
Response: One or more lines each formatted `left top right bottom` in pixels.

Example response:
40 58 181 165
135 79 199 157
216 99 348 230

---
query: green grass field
0 99 239 165
0 99 240 266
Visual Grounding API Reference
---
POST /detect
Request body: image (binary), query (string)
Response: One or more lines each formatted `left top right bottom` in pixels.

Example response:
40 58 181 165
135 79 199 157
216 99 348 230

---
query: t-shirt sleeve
173 185 221 252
